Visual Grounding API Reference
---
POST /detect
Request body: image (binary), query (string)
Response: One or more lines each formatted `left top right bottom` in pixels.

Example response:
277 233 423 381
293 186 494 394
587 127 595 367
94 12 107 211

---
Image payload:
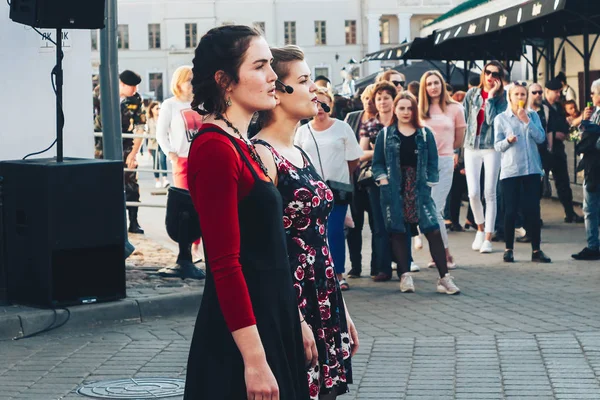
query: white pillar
397 13 413 44
366 14 381 76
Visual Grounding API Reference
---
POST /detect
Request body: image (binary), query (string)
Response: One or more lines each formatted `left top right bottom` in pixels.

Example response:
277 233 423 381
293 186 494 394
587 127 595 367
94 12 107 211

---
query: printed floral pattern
253 140 352 398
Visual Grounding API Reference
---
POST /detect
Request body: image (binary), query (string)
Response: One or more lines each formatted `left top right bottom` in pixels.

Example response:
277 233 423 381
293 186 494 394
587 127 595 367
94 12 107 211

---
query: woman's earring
226 97 232 107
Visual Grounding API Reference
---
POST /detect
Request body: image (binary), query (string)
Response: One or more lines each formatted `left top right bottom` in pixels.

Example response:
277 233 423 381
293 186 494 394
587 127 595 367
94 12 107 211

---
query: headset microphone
276 80 294 94
317 101 331 113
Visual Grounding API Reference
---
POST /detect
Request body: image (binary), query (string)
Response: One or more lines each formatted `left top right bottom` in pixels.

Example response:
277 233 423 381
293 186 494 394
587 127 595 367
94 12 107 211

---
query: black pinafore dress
184 131 309 400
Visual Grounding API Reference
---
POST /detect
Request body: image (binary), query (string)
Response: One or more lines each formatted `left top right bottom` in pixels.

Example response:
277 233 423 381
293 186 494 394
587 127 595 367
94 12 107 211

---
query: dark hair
556 71 567 84
314 75 331 84
191 25 262 115
407 81 420 97
147 101 160 119
564 99 580 116
373 81 397 100
257 45 305 127
479 60 506 98
469 76 480 87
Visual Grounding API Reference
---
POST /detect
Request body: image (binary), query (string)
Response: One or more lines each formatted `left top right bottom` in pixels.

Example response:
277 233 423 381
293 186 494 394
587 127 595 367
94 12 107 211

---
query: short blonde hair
171 65 193 98
316 87 334 104
361 84 376 101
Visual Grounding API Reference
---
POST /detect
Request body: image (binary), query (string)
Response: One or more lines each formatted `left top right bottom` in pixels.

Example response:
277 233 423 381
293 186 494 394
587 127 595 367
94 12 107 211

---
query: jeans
346 186 374 274
431 156 454 248
502 174 542 251
150 148 168 178
328 204 347 275
551 141 576 217
464 148 501 233
583 181 600 251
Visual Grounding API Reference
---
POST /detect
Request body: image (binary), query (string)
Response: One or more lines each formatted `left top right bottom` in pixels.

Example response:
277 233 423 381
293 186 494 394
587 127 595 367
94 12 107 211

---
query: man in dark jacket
572 79 600 260
544 79 584 223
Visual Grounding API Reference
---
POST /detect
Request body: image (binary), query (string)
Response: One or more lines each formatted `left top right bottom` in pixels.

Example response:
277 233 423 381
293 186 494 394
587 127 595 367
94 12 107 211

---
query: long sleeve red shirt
187 124 268 332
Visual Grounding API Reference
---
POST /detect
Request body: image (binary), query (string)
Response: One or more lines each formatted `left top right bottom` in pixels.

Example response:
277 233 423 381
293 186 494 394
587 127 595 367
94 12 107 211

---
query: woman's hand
507 134 518 144
301 320 318 369
126 152 138 169
244 359 280 400
346 314 360 357
378 178 389 186
517 108 529 124
168 152 179 162
488 79 501 97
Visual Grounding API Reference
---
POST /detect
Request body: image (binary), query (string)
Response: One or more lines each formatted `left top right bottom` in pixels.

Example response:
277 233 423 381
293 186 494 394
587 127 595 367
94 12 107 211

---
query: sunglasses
484 70 501 79
392 80 406 87
512 81 527 87
531 90 543 95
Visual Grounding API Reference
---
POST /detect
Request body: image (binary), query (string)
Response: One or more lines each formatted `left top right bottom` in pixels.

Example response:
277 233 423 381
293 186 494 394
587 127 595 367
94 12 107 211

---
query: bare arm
359 136 374 162
348 159 360 176
254 143 278 186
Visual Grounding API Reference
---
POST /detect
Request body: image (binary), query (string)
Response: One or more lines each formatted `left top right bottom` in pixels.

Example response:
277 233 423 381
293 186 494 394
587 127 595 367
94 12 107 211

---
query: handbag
356 162 374 187
165 187 201 244
307 124 353 205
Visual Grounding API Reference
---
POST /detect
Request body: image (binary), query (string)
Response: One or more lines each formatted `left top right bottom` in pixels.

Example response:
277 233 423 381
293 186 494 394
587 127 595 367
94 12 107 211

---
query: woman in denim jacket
372 92 460 295
463 61 508 254
494 82 552 264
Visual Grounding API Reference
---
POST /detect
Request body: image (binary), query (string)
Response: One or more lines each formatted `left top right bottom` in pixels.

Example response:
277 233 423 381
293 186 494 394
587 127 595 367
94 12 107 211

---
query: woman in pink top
418 71 466 269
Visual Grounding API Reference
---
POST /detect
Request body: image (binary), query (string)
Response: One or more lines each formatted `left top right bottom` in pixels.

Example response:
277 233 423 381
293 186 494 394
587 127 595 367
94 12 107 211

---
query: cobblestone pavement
2 199 600 400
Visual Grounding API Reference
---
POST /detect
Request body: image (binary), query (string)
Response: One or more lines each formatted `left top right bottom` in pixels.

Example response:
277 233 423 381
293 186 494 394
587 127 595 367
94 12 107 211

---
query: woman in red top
183 26 309 400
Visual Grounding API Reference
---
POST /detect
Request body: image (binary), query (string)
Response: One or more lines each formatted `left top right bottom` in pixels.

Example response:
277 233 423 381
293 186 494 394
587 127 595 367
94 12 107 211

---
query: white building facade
91 0 467 100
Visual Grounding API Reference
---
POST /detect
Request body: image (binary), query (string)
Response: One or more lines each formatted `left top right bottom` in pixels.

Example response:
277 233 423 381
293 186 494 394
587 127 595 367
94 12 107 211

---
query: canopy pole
532 46 539 83
464 60 469 88
445 61 451 81
583 0 591 107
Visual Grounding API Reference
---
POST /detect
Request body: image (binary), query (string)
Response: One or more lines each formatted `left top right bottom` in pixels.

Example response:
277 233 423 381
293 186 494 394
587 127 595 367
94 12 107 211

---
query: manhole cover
77 378 185 399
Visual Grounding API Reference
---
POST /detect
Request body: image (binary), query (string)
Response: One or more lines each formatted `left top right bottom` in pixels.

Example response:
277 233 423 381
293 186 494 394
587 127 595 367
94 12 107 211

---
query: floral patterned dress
254 140 352 399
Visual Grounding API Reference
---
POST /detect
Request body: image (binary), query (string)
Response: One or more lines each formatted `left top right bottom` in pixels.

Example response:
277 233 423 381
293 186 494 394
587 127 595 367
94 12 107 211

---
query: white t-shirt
156 97 203 157
295 119 363 185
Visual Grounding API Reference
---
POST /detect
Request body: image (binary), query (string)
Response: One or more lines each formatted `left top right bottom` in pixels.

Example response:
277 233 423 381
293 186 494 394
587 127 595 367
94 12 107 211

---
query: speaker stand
55 28 64 163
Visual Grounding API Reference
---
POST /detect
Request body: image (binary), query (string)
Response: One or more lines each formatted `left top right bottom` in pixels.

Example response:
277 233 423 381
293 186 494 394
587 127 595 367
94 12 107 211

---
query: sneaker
400 273 415 293
447 260 457 270
572 247 600 261
515 227 527 238
516 235 532 243
392 262 397 271
347 268 361 278
450 223 465 232
503 249 514 263
162 179 171 188
564 214 584 223
410 262 420 272
472 231 485 251
480 240 493 254
372 272 392 282
532 250 551 263
414 235 423 250
154 181 162 189
437 274 460 295
427 260 436 268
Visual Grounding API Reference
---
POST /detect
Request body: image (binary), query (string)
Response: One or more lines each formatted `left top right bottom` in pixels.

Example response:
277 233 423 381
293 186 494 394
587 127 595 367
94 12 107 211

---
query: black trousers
502 174 542 251
550 141 575 217
346 185 374 274
449 169 467 225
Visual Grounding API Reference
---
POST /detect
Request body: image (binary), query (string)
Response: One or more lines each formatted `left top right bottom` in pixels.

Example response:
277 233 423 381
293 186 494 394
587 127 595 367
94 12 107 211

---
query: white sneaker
472 231 485 251
414 235 423 250
154 181 162 189
162 179 171 188
410 262 420 272
427 260 436 268
480 240 493 254
447 260 457 270
515 227 526 238
392 262 397 271
400 273 415 293
437 274 460 295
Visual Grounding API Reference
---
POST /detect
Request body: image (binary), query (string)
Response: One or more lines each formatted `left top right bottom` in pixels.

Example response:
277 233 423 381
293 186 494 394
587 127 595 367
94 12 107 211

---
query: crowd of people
92 23 600 399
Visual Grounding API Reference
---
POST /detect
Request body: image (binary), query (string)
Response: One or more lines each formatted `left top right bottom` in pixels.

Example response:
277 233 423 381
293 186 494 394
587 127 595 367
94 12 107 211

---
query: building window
315 21 326 45
254 21 265 35
185 23 197 48
148 23 161 49
117 24 129 49
380 19 390 44
314 67 329 79
149 73 164 101
91 30 98 51
284 21 296 45
345 20 356 45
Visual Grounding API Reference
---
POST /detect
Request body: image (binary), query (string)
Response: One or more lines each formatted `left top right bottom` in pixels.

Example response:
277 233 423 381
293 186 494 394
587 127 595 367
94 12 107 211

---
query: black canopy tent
434 0 600 101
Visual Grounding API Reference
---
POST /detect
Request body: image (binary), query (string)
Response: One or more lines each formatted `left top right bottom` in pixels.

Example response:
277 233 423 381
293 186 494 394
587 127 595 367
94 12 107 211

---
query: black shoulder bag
307 124 353 205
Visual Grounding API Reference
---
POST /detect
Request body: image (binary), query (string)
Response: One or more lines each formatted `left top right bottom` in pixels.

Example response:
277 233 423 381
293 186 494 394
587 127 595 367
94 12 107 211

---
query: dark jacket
576 120 600 192
344 110 364 140
543 100 570 150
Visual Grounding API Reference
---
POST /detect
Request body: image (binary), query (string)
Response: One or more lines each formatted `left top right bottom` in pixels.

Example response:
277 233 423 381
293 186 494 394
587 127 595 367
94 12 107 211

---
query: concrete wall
1 3 94 161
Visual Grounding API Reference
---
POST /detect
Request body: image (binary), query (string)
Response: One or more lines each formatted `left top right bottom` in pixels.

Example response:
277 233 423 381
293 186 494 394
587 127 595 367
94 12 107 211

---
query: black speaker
0 158 126 308
9 0 106 29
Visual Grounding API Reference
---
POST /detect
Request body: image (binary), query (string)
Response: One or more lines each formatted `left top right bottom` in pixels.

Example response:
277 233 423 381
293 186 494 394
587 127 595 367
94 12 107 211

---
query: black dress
184 131 309 400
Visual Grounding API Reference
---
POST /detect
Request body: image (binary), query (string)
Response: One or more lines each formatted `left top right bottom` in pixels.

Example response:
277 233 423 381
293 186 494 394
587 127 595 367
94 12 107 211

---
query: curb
0 291 202 341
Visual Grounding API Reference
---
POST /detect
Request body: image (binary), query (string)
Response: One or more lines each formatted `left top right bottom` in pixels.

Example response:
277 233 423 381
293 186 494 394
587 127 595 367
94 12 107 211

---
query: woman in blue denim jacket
462 61 508 255
494 82 551 264
372 92 460 295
